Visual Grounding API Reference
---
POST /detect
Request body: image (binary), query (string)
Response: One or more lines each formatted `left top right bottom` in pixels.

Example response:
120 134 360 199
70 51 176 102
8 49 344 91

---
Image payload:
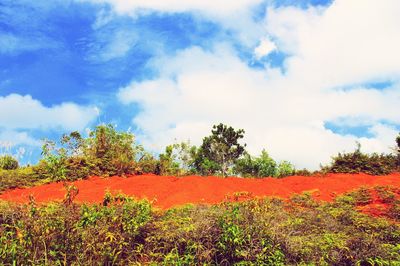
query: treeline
1 123 400 191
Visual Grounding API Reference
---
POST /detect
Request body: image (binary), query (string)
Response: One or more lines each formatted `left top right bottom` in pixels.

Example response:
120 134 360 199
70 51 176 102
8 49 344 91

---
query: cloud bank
0 94 99 147
118 0 400 169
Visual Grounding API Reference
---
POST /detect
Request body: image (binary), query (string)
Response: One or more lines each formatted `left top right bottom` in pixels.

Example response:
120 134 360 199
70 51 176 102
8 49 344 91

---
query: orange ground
1 173 400 209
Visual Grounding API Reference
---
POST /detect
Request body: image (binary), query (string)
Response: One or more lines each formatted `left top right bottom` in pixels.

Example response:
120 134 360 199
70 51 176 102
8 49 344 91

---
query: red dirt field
1 173 400 209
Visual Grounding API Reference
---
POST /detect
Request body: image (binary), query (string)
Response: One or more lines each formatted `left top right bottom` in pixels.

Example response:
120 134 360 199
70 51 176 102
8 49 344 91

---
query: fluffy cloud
254 38 276 59
0 94 99 132
117 0 400 169
265 0 400 88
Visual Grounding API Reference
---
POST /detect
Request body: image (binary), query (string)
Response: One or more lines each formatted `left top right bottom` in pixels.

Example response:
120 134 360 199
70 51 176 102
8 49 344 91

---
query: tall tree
197 123 246 177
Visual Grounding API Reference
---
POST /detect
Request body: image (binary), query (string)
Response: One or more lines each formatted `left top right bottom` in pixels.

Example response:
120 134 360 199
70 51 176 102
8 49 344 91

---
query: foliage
397 133 400 154
0 155 19 170
134 152 159 175
294 168 313 176
0 167 45 192
276 160 295 178
234 150 276 177
85 124 139 176
39 139 69 181
192 147 221 176
37 124 141 181
234 150 295 178
1 188 400 265
325 142 398 175
397 133 400 165
157 144 186 176
195 123 246 176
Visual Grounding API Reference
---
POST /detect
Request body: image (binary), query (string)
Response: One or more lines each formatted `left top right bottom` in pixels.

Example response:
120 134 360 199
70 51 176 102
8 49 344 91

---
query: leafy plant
0 155 19 170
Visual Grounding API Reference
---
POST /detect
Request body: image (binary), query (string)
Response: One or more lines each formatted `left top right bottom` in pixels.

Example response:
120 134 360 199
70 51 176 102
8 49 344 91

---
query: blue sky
0 0 399 169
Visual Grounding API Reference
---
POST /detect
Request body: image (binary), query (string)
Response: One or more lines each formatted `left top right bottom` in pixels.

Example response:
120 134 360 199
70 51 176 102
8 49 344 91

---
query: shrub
276 160 295 178
326 143 398 175
84 124 138 176
234 150 295 178
294 168 313 176
234 150 276 177
36 124 141 181
0 167 44 192
0 155 19 170
135 153 159 174
1 193 400 264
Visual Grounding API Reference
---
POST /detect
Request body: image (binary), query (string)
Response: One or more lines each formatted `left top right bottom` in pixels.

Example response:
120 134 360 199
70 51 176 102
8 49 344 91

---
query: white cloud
0 130 40 148
117 0 400 170
81 0 262 16
82 0 266 49
0 94 100 131
254 38 276 59
265 0 400 88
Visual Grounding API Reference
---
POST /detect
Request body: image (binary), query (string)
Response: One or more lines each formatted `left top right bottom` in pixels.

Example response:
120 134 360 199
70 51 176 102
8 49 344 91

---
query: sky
0 0 399 169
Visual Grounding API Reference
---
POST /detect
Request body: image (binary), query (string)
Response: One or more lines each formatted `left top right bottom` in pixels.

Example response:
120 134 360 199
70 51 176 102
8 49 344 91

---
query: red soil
1 173 400 209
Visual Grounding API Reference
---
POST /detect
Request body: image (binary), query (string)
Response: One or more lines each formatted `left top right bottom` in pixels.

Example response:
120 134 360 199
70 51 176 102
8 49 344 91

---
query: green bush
276 160 295 178
234 150 295 178
234 150 276 177
0 155 19 170
326 143 398 175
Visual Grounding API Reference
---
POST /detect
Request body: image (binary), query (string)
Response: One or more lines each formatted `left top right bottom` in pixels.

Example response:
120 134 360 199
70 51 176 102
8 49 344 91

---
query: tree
196 123 246 177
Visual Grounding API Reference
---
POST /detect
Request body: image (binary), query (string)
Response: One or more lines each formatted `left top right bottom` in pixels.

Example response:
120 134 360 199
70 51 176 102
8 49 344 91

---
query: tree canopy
195 123 246 176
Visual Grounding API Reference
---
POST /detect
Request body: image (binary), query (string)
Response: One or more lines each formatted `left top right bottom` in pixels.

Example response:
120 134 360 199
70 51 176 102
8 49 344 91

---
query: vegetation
0 167 45 193
194 123 246 176
36 125 141 181
0 155 19 170
0 123 399 194
397 133 400 164
324 142 399 175
1 187 399 265
234 150 295 178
